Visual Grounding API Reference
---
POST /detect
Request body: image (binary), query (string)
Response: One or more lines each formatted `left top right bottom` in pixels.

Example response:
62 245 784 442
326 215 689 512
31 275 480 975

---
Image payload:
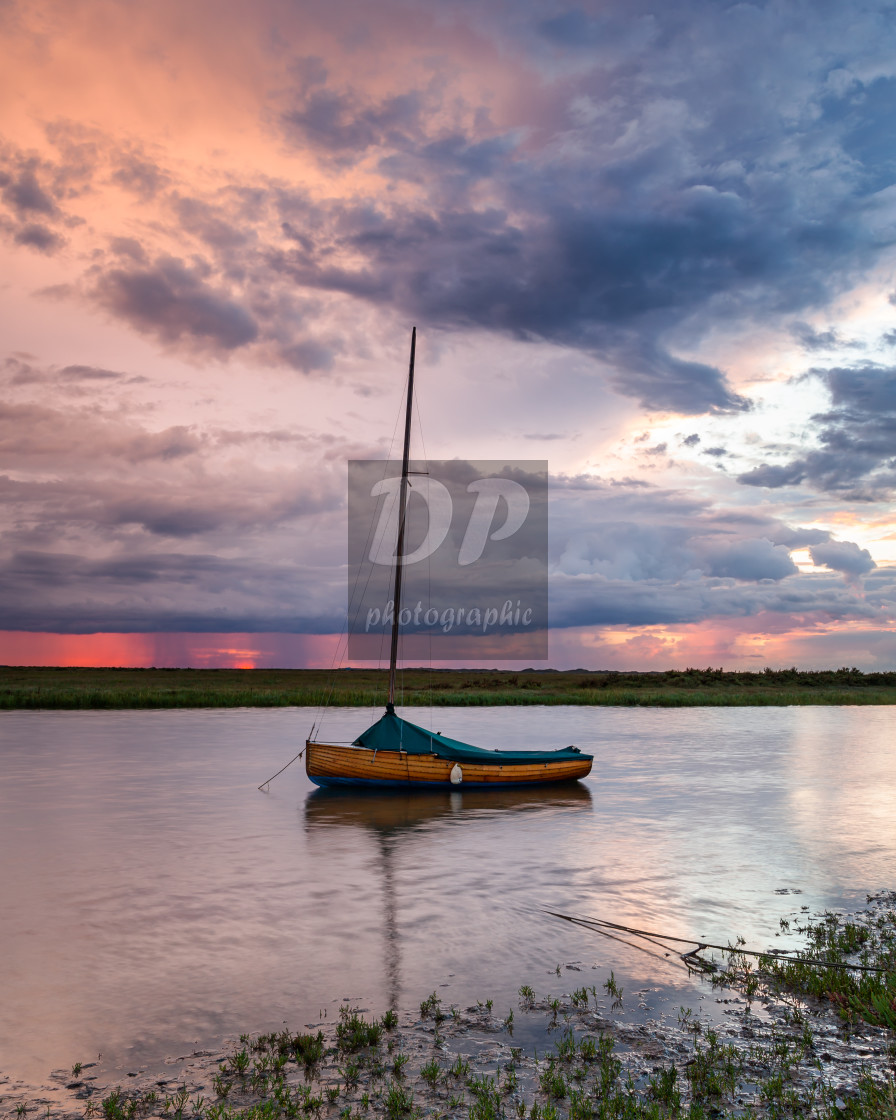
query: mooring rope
541 908 895 974
257 725 314 790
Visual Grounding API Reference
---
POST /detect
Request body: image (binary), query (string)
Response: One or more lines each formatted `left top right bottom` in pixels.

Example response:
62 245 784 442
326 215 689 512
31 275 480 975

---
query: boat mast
387 327 416 708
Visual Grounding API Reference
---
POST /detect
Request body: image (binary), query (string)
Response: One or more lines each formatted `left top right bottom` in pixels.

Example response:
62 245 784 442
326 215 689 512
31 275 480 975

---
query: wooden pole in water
387 327 416 709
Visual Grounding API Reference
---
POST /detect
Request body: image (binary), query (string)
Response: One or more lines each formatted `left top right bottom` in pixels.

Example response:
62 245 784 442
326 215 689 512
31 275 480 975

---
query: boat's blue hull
308 773 585 790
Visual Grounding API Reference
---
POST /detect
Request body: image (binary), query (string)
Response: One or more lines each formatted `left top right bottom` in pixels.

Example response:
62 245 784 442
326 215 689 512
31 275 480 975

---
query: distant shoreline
2 666 896 708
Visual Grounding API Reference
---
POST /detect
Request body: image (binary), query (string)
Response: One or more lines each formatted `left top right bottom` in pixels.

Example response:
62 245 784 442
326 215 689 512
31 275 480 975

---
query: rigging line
540 910 895 974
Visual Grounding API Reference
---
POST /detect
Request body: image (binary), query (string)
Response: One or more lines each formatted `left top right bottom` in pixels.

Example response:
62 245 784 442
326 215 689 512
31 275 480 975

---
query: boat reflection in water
303 784 593 1007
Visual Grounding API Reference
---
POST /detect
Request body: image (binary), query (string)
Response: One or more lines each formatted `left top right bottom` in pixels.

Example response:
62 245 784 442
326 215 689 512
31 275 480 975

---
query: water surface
1 704 893 1081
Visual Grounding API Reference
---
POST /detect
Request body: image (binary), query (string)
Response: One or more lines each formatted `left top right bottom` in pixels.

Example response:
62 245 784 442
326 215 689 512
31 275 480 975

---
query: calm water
1 704 894 1082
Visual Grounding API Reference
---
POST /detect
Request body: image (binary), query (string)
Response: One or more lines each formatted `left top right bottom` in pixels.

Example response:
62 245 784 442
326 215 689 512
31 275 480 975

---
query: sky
2 0 896 671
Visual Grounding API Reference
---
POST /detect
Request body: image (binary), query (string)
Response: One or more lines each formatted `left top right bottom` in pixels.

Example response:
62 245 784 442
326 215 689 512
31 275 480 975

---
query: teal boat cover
353 705 591 765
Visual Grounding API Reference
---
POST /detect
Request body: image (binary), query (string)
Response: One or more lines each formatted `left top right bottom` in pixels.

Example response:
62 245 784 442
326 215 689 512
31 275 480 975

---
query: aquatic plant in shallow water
382 1081 417 1120
466 1075 504 1120
759 899 896 1031
336 1007 382 1053
16 896 896 1120
419 1058 440 1091
419 992 440 1019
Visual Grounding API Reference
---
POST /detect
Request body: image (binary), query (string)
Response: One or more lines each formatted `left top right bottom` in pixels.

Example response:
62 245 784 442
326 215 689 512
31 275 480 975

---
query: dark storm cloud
59 364 132 382
91 472 339 536
252 0 896 412
790 322 862 352
13 223 64 252
0 399 205 464
0 357 143 389
0 375 353 632
93 256 259 352
549 475 808 584
543 474 885 627
738 364 896 497
1 431 884 633
809 540 876 577
280 338 336 374
0 165 57 217
548 474 891 627
111 154 169 200
171 196 252 251
538 9 626 47
704 539 798 582
270 198 757 412
548 569 890 630
0 549 344 633
262 70 881 410
6 0 891 413
34 0 855 407
552 516 799 585
737 462 808 489
825 363 896 413
0 153 70 254
282 85 424 163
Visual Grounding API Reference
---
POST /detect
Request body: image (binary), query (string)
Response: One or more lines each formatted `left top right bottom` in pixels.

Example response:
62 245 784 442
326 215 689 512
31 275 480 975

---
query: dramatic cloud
738 364 896 497
809 540 877 578
0 549 344 633
704 539 798 582
93 256 259 352
1 165 58 219
4 0 891 411
1 0 895 665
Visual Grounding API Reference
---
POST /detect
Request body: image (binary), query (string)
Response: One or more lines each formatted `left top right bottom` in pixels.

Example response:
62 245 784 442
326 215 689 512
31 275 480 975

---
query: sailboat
305 329 593 790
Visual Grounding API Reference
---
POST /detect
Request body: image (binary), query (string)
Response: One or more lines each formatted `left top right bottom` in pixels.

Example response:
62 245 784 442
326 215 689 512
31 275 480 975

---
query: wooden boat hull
305 741 592 789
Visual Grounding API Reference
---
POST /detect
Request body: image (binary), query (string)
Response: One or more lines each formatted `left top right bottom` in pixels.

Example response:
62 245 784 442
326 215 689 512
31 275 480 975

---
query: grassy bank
2 666 896 709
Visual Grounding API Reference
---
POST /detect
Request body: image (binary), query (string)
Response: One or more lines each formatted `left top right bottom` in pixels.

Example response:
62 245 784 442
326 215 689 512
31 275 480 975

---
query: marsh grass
419 1059 440 1091
382 1081 417 1120
769 910 896 1031
336 1008 382 1054
5 666 896 709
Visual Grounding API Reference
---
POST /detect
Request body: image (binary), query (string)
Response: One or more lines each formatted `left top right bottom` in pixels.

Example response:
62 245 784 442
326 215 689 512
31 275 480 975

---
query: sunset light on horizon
3 0 896 671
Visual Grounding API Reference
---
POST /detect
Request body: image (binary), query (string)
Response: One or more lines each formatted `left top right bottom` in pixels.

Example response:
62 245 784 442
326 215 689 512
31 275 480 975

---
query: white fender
449 763 463 785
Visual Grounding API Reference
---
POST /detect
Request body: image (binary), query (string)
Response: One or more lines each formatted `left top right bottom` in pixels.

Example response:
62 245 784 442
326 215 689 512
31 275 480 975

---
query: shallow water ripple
1 704 894 1081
